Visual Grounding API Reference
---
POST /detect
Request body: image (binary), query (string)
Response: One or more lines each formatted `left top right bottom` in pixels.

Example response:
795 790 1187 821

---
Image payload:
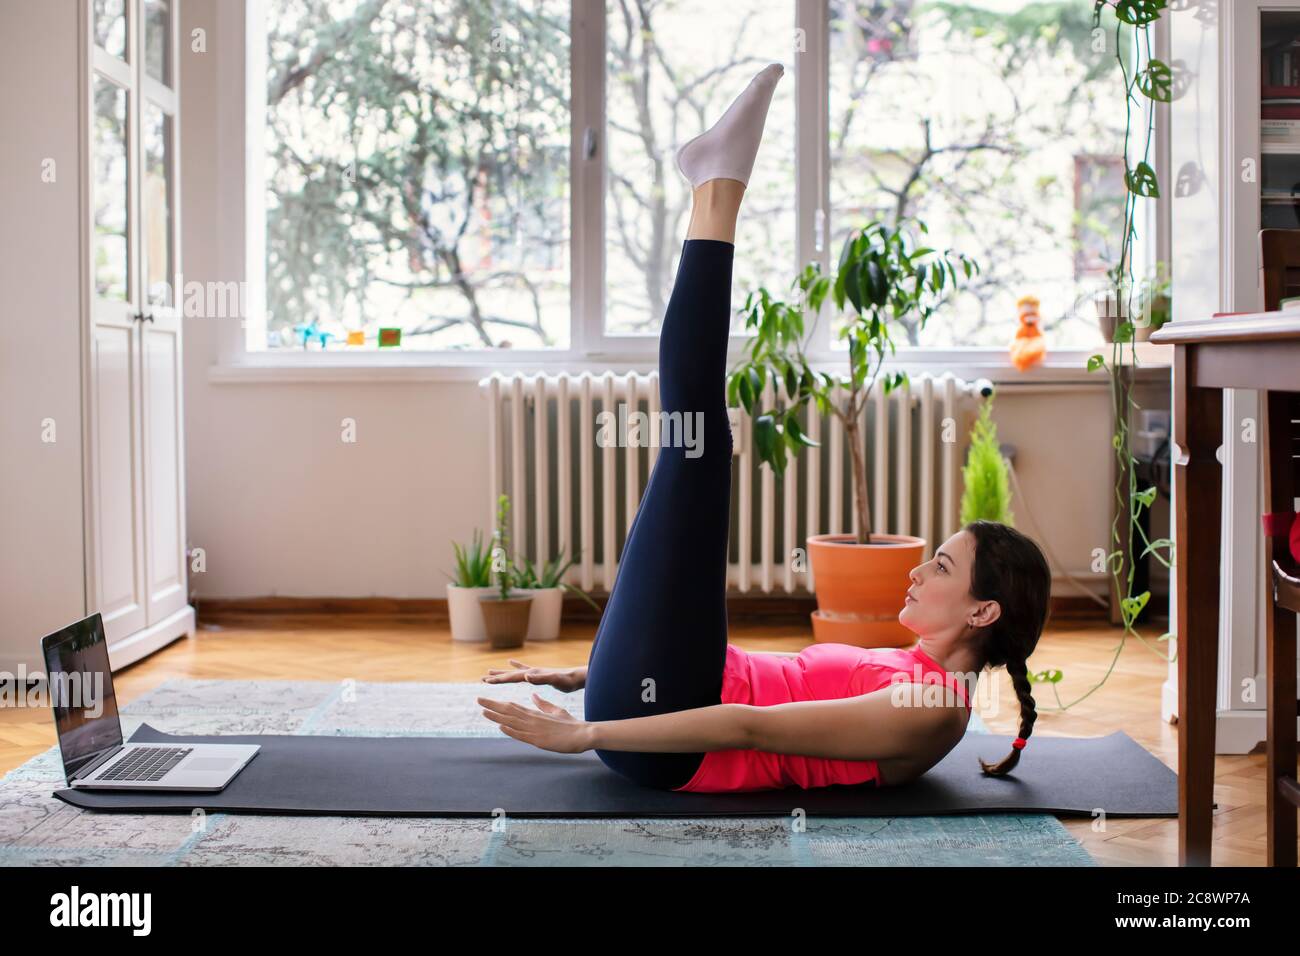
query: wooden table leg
1173 348 1222 867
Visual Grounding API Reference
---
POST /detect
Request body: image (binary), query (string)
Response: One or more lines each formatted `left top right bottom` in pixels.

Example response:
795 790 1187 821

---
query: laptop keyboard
97 746 193 782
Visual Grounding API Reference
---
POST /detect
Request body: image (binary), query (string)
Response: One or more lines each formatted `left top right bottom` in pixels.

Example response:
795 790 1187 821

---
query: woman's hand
477 694 595 754
480 659 585 693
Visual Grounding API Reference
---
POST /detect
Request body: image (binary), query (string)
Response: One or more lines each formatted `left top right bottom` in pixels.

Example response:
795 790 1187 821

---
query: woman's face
898 529 996 637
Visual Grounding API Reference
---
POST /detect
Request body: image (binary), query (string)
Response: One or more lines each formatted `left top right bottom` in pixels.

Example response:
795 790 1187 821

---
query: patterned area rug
0 680 1096 866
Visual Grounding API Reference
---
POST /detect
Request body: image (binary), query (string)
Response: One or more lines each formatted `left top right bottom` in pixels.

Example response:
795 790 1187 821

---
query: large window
603 0 796 337
828 0 1131 349
246 0 1140 357
250 0 572 351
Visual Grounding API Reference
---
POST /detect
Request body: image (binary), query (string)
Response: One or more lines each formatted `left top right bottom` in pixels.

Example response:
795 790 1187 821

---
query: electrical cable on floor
1005 458 1110 609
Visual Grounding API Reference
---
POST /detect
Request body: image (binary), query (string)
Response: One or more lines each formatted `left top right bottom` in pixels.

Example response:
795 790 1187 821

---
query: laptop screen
41 614 122 781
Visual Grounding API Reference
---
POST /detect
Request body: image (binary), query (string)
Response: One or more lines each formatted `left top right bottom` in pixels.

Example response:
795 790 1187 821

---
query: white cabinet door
87 0 188 642
142 320 186 623
139 1 187 626
87 32 149 642
88 319 148 640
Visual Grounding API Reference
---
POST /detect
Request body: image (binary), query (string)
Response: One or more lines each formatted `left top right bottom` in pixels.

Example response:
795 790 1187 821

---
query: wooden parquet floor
1 614 1293 867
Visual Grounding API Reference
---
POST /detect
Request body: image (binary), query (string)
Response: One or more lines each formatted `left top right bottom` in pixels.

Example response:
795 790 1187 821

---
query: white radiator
479 371 986 595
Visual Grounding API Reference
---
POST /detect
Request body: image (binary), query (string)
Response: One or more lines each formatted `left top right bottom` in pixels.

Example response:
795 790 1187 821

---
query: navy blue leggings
582 238 735 790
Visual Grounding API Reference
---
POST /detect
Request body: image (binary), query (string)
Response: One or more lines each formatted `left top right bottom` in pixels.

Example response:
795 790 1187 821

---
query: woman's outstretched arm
592 687 963 760
477 694 747 755
478 685 965 761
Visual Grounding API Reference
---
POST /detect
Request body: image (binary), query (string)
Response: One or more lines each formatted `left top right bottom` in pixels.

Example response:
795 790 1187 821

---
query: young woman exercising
478 63 1053 793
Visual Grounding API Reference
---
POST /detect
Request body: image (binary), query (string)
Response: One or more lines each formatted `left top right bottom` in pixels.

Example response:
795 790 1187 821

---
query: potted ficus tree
728 218 979 647
478 494 534 649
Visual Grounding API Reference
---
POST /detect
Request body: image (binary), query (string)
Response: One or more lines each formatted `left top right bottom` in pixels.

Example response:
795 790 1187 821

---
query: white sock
675 63 785 189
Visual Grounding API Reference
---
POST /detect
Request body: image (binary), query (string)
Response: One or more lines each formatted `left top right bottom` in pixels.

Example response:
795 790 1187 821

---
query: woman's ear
969 600 1001 629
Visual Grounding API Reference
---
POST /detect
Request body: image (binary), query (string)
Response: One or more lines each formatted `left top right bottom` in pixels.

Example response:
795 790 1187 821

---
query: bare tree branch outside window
263 0 571 350
256 0 1128 352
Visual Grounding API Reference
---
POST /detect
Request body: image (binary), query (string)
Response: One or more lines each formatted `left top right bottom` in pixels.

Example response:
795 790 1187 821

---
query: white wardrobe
0 0 193 674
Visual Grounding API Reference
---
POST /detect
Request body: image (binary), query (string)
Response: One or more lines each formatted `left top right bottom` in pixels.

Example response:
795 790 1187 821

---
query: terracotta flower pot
478 593 534 649
807 533 926 648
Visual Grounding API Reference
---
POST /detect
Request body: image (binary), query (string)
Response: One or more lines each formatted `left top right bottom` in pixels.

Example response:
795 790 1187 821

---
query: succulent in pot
445 528 499 642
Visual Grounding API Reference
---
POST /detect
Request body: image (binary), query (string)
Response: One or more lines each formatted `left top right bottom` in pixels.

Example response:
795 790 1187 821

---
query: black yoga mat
53 723 1180 818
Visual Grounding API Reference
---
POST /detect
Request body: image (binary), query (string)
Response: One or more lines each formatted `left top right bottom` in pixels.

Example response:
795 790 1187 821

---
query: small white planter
1093 289 1127 342
522 587 564 641
446 584 499 642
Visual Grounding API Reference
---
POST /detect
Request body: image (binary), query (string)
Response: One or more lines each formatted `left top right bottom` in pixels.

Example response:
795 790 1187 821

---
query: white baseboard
1162 674 1300 752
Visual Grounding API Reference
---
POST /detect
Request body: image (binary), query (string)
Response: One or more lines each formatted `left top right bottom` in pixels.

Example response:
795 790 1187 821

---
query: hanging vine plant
1030 0 1176 711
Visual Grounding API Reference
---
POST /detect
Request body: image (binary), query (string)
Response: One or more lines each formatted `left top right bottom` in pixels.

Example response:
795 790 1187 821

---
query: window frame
227 0 1169 380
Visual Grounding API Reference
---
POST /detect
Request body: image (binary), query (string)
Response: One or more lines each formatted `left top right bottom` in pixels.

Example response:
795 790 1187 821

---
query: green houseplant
477 494 533 649
728 218 979 646
512 548 602 641
1094 259 1171 343
1134 259 1171 341
1074 0 1174 707
960 395 1015 527
445 528 500 642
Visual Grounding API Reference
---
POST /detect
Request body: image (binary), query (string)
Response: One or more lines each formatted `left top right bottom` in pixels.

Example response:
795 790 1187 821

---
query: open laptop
42 613 260 791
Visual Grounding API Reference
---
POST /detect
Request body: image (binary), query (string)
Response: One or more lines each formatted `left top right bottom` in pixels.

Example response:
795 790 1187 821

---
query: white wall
0 1 87 672
177 0 1163 604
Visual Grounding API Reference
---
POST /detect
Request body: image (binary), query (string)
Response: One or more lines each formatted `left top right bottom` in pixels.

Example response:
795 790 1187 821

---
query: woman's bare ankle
686 178 744 242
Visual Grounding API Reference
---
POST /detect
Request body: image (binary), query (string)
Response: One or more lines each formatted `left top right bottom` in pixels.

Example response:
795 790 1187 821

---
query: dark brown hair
961 520 1052 776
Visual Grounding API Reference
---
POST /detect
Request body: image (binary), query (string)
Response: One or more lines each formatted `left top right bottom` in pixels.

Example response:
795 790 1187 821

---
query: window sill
207 344 1172 386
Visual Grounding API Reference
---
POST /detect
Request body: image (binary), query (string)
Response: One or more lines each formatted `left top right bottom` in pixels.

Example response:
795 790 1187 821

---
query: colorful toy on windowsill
292 321 334 350
1008 294 1046 371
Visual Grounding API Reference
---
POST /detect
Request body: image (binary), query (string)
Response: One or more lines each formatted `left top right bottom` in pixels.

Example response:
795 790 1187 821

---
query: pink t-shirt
672 642 973 793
